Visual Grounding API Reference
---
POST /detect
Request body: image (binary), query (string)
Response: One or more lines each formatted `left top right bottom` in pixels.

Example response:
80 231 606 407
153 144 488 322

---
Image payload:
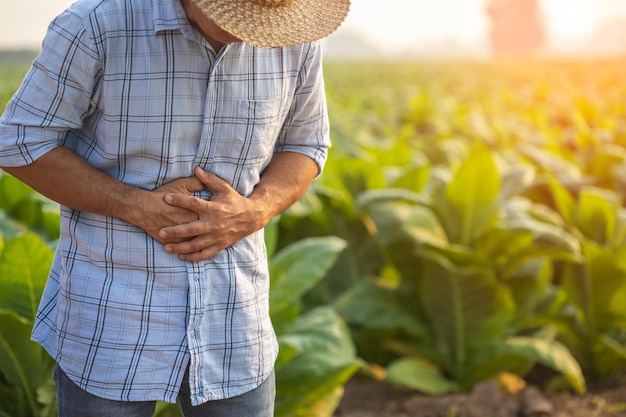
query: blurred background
3 2 626 417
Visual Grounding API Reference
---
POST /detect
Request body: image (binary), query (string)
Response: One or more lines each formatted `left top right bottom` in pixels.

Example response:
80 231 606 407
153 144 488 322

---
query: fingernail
165 194 174 203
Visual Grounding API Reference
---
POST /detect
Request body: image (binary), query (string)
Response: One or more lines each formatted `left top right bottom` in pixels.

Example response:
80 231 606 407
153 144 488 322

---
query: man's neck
180 0 224 51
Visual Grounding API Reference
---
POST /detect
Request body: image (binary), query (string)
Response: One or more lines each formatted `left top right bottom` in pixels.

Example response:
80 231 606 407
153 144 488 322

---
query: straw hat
191 0 351 48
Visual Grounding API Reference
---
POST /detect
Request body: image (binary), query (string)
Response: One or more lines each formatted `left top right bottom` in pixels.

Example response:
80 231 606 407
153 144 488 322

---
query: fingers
163 236 221 261
164 193 205 213
193 167 233 195
179 176 205 193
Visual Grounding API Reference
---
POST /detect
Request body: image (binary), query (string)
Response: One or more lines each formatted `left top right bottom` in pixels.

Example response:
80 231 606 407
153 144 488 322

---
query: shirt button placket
186 262 204 393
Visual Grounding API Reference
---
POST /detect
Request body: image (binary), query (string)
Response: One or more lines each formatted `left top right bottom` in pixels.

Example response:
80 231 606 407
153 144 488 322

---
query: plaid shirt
0 0 329 406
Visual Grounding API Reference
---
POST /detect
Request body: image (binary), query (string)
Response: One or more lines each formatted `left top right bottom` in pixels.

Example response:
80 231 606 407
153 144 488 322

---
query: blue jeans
53 366 276 417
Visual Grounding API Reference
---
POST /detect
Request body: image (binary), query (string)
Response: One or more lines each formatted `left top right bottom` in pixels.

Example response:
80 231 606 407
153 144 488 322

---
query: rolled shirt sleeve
0 8 100 167
273 41 331 176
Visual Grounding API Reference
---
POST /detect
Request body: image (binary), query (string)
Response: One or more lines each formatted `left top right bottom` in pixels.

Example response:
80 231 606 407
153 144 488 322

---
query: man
0 0 350 415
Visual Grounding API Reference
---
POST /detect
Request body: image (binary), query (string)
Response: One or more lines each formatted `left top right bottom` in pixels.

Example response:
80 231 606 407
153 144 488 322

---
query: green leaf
154 401 181 417
547 175 576 225
0 232 53 320
40 198 60 240
270 237 347 322
290 386 344 417
385 357 459 395
277 306 355 357
0 311 47 417
356 189 448 248
500 216 582 262
334 280 427 338
593 334 626 376
386 162 430 192
0 174 34 212
563 241 626 334
496 336 586 394
576 187 620 245
264 217 280 258
275 306 359 417
418 254 516 380
443 145 500 244
0 211 28 243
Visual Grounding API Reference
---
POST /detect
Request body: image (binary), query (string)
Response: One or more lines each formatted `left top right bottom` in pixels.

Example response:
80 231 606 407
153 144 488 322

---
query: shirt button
192 274 200 281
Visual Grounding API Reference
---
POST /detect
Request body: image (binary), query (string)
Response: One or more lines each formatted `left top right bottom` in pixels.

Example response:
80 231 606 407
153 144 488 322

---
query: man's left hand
159 167 265 262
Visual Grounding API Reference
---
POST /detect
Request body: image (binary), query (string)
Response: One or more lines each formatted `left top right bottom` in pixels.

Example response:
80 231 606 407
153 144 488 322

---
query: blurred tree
486 0 546 56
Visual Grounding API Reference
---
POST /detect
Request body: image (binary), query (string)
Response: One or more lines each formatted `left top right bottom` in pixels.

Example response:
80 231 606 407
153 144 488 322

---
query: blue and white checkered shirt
0 0 329 406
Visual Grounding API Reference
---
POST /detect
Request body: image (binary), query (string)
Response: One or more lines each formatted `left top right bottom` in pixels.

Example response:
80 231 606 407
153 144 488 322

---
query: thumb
194 167 232 195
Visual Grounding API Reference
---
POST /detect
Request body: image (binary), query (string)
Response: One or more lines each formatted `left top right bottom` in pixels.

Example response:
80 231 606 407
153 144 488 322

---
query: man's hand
158 167 265 261
136 176 205 244
159 152 318 262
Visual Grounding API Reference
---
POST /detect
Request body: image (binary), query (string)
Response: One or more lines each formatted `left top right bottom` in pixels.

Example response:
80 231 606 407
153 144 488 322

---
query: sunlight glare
541 0 600 39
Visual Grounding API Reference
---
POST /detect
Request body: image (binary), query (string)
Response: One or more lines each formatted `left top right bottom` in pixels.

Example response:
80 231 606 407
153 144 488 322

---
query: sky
2 0 626 54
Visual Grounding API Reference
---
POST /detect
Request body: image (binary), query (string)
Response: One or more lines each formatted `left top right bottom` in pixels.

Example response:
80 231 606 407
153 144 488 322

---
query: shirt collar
152 0 194 38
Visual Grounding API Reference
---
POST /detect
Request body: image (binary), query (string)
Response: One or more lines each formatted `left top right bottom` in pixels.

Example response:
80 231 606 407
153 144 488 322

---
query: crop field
2 53 626 416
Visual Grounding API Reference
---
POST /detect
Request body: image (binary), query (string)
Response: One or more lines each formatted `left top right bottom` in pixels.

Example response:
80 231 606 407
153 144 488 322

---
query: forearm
248 151 319 229
1 147 203 243
2 147 148 225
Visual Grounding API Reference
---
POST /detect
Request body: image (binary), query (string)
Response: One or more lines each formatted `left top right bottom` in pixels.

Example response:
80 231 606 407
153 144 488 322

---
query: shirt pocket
233 97 285 162
205 97 286 191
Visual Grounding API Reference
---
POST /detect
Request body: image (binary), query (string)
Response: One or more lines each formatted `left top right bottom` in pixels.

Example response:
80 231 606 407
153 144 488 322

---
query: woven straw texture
192 0 351 48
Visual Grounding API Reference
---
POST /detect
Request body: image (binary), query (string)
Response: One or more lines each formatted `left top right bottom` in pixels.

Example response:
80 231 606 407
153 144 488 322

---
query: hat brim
191 0 351 48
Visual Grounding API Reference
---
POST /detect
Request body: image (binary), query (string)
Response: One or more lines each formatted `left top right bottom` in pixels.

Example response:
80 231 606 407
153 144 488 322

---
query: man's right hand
137 176 205 244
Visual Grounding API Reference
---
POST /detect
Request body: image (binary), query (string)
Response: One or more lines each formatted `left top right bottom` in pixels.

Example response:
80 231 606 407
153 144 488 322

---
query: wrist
113 185 152 228
248 189 276 231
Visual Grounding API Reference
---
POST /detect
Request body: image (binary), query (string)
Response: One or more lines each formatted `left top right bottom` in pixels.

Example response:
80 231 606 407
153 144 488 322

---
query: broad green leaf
505 258 552 321
356 189 448 248
0 311 47 417
0 174 34 212
563 241 626 333
275 307 359 417
0 211 27 243
270 236 347 321
576 187 619 245
385 357 459 395
285 188 325 218
0 233 53 320
547 175 576 225
500 217 581 259
386 162 430 192
443 145 500 244
291 386 344 417
277 306 355 357
496 336 586 394
40 198 61 240
276 358 358 417
334 280 427 338
419 255 516 380
593 334 626 376
472 227 534 270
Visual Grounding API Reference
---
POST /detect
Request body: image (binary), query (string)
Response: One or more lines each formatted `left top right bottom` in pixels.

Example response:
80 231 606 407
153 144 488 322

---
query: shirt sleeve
0 7 101 167
273 41 331 176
